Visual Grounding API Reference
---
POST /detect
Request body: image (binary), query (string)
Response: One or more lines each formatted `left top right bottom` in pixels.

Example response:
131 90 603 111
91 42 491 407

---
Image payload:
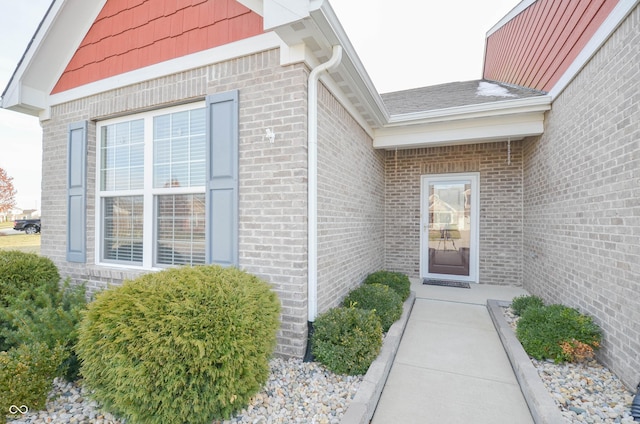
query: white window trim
95 101 206 270
420 172 480 283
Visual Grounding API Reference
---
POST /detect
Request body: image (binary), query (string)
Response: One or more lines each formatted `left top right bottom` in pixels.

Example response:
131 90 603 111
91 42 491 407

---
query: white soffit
374 108 549 150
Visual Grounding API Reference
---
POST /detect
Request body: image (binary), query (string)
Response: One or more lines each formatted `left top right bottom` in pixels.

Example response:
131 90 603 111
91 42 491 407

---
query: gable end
483 0 619 92
52 0 264 94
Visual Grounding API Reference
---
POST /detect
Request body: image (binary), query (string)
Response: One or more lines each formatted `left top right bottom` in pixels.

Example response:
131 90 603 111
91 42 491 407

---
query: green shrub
76 265 281 424
343 283 402 332
0 281 86 380
0 342 66 424
0 251 60 307
364 270 410 301
312 306 382 375
516 304 602 363
510 295 545 316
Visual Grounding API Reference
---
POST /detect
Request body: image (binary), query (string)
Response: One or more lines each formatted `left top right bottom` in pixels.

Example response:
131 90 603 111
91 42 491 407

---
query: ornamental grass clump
76 265 281 424
342 283 403 332
363 270 411 301
516 304 601 363
312 306 382 376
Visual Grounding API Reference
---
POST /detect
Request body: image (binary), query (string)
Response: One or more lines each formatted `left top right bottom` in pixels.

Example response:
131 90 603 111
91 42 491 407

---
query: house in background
0 207 23 222
20 208 41 219
0 207 40 222
2 0 638 389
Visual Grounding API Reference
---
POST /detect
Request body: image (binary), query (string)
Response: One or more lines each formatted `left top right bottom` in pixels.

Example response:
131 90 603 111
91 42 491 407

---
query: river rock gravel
7 358 362 424
503 306 636 423
8 310 637 424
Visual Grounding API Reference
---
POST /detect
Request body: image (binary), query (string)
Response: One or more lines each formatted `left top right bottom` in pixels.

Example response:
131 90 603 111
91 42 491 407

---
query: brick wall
384 142 523 285
316 84 386 313
522 5 640 389
42 49 311 358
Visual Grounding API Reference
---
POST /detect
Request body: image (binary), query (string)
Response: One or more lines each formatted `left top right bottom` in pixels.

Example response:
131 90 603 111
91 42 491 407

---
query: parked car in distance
13 219 41 234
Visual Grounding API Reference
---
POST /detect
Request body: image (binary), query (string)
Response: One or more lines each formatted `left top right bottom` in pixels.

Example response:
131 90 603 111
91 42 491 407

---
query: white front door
421 173 479 283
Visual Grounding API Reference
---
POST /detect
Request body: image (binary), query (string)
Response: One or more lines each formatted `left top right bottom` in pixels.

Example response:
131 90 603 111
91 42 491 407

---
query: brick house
2 0 638 389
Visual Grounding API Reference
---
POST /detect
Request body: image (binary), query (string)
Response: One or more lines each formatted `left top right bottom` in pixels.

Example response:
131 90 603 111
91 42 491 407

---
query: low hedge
363 270 410 301
342 283 402 332
76 265 281 424
312 306 382 375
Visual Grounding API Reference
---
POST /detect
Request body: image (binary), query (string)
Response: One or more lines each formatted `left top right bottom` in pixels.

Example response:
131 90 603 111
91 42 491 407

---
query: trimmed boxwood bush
342 283 402 332
0 250 60 307
364 270 410 301
312 306 382 375
510 294 544 316
76 265 281 424
516 304 601 363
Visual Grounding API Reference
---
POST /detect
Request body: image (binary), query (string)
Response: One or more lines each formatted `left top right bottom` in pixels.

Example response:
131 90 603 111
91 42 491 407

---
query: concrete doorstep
341 292 416 424
487 299 566 424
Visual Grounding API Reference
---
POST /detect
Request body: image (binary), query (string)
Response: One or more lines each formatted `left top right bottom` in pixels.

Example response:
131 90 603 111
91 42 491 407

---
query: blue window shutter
67 121 87 263
206 91 239 266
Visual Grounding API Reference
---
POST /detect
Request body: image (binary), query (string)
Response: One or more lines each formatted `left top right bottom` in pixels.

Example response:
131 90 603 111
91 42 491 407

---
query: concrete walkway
370 281 534 424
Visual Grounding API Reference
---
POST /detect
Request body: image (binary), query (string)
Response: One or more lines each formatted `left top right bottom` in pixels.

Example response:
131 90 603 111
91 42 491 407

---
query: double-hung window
97 103 207 267
96 92 237 268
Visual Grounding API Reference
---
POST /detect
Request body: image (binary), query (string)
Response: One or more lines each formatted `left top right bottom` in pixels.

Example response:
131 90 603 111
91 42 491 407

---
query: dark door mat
422 279 471 289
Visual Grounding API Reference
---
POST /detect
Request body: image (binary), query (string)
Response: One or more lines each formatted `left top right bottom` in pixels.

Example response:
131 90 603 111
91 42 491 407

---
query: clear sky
0 0 520 210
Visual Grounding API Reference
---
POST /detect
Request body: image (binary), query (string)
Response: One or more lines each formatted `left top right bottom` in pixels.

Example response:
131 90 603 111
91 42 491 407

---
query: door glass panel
427 181 471 277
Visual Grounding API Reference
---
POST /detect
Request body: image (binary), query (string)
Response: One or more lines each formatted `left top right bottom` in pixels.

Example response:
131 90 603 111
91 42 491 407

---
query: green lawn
0 231 41 254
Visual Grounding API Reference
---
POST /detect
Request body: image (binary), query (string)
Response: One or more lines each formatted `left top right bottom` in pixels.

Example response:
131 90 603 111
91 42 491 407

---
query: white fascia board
374 112 546 150
263 0 311 30
386 95 551 127
261 0 388 128
2 0 107 116
1 80 21 111
487 0 537 37
308 1 389 126
1 0 62 113
236 0 264 15
548 0 640 98
48 32 283 110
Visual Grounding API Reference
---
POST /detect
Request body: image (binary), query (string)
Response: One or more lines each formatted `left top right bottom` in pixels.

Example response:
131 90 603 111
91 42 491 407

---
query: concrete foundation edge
487 299 566 424
341 291 416 424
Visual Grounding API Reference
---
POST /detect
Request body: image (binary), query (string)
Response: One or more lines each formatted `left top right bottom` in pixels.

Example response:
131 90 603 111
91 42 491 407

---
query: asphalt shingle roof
381 80 547 116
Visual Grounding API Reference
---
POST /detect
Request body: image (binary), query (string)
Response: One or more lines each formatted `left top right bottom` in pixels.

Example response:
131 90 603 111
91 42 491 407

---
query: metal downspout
306 45 343 343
